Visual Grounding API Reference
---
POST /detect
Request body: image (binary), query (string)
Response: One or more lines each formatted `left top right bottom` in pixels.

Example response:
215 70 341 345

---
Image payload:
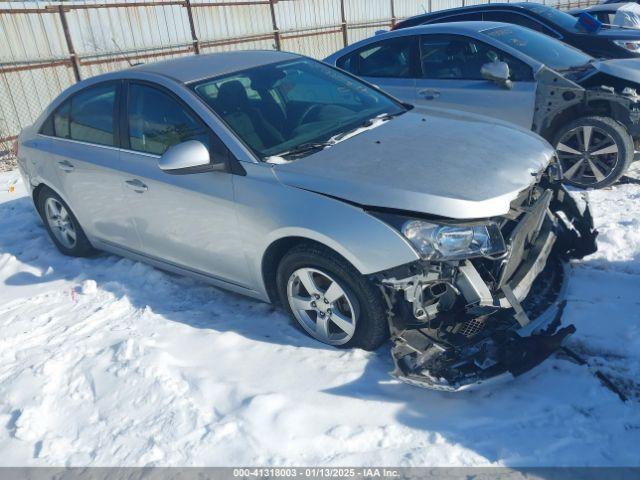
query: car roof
399 20 510 34
129 50 300 83
325 21 544 71
395 2 547 24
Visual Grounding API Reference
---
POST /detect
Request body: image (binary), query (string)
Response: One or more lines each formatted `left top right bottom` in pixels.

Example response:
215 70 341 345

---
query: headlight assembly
401 220 506 260
613 40 640 53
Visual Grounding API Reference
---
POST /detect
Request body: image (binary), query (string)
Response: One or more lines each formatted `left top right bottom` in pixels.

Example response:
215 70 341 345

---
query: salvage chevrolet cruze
16 51 597 390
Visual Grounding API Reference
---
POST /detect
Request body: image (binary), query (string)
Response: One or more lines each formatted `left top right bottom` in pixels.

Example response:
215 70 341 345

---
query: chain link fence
0 0 598 169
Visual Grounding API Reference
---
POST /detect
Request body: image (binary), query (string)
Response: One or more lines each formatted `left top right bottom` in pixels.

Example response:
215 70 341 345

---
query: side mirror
158 140 225 175
481 61 512 89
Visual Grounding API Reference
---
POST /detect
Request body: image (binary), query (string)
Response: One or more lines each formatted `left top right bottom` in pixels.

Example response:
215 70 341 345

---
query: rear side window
337 36 417 78
69 83 117 146
127 83 210 155
40 82 117 146
54 102 71 139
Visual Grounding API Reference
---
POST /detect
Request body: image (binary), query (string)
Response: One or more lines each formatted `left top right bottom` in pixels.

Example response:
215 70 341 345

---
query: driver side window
127 83 210 155
419 35 533 82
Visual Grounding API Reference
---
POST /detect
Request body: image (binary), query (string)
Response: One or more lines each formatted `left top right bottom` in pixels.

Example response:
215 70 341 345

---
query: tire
276 243 389 350
552 116 633 189
37 186 95 257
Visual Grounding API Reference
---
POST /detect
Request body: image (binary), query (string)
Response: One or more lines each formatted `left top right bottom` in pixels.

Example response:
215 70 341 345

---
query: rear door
335 35 420 103
414 34 537 129
40 81 141 249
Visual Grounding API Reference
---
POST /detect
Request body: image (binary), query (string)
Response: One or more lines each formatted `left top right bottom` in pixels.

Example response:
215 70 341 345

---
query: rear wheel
37 187 95 257
553 116 633 189
276 243 389 350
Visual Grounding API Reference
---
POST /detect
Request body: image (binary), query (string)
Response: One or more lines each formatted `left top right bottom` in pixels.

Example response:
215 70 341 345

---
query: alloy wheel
286 267 357 346
44 197 77 249
556 125 619 187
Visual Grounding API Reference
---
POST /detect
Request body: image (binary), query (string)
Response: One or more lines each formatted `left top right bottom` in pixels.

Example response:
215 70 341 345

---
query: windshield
191 58 406 160
483 25 593 71
520 4 582 32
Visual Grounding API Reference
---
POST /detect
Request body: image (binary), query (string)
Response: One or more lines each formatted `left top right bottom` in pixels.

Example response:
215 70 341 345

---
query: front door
416 34 537 129
119 81 252 288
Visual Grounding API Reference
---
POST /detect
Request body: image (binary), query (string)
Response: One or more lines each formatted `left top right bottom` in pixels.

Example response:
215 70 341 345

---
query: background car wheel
37 186 95 257
276 243 389 350
553 116 633 189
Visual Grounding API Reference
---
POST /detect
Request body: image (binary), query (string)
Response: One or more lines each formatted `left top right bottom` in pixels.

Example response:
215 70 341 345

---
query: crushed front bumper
377 185 598 392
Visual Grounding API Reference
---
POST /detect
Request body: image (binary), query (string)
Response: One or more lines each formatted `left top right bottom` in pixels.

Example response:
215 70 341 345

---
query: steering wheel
299 104 325 125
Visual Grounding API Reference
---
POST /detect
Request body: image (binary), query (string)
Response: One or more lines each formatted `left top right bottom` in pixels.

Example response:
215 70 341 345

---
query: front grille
455 317 486 338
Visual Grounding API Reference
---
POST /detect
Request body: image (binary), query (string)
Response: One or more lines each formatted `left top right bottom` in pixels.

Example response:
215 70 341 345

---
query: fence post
340 0 348 47
268 0 281 50
428 0 432 13
58 5 81 82
390 0 396 27
184 0 200 54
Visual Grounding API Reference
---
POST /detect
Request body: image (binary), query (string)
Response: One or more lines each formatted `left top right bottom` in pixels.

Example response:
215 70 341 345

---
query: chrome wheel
286 267 357 346
44 197 77 249
556 125 619 187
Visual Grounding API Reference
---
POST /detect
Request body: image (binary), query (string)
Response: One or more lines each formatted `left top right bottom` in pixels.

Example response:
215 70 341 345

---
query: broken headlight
613 40 640 53
401 220 506 260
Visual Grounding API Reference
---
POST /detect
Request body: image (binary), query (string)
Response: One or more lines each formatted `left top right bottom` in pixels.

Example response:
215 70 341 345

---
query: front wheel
276 243 389 350
553 116 633 189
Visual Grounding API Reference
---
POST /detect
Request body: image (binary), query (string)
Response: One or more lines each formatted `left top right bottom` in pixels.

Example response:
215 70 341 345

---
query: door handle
418 89 440 100
57 160 75 172
125 179 148 193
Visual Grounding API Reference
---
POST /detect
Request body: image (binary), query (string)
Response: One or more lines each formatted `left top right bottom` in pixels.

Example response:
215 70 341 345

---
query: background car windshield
521 4 582 32
192 58 405 159
484 25 593 70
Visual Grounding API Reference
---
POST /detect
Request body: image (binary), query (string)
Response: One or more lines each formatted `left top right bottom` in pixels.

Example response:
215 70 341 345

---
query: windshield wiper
271 141 334 160
267 111 403 161
329 111 401 143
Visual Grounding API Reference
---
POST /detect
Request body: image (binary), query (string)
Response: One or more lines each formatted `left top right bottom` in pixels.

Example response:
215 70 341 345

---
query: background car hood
592 58 640 84
589 27 640 39
273 109 554 219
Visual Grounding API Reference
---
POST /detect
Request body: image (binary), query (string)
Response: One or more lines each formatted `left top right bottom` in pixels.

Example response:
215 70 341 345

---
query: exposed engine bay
372 174 598 391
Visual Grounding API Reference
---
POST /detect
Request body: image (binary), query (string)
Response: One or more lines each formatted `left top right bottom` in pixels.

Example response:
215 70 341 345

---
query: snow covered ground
0 167 639 467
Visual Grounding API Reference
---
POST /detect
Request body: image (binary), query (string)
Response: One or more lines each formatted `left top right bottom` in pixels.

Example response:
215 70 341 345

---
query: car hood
592 58 640 84
272 109 554 220
588 26 640 39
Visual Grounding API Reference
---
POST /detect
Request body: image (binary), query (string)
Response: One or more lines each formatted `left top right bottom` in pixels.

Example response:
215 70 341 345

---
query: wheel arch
31 182 56 219
259 223 418 304
541 101 617 141
261 236 349 304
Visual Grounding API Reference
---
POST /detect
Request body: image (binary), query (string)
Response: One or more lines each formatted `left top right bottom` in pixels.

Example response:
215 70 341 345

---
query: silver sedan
325 21 640 188
16 51 597 390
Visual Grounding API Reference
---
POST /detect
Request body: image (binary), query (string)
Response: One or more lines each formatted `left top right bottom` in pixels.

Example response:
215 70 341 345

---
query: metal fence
0 0 598 159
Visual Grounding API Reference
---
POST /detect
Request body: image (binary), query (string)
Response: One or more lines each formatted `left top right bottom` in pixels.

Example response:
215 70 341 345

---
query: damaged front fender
534 66 640 138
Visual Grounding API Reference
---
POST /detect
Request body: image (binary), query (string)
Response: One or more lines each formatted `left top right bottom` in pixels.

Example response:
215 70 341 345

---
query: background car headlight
613 40 640 53
401 220 506 260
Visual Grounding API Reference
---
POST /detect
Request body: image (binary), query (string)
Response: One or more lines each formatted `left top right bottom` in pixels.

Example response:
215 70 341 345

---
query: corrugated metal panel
0 0 599 147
